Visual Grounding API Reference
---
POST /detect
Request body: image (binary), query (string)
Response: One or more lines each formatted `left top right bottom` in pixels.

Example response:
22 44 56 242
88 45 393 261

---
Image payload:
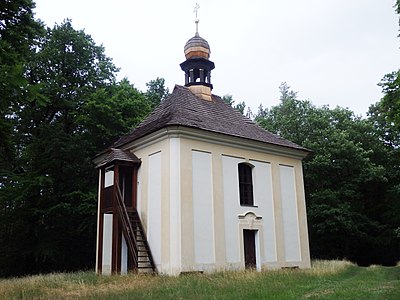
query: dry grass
1 260 399 299
0 272 161 299
308 259 353 275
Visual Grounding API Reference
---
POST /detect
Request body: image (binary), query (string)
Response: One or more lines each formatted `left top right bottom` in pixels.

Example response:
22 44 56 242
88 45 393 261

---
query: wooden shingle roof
96 148 140 168
113 85 308 152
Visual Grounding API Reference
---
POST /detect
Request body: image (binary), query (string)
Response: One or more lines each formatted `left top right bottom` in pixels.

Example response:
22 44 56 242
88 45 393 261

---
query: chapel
93 16 311 275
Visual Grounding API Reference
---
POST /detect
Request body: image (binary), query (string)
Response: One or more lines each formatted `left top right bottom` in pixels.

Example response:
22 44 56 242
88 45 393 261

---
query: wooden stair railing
115 185 156 273
115 185 138 269
128 210 157 273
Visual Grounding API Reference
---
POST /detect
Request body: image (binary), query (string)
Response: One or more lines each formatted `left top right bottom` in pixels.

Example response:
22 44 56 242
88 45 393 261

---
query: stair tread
121 208 156 272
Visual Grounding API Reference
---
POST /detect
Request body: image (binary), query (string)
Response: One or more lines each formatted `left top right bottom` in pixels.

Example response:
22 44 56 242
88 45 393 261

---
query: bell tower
180 3 215 101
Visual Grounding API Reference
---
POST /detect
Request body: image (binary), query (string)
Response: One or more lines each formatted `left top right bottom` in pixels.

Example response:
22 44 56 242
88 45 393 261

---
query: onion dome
184 32 211 59
180 10 215 101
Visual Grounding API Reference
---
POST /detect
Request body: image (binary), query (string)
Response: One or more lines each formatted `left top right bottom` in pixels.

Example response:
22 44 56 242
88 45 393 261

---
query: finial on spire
194 3 200 19
194 3 200 36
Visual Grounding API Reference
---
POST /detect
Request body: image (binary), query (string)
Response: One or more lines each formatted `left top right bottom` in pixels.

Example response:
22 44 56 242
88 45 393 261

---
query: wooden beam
132 166 138 209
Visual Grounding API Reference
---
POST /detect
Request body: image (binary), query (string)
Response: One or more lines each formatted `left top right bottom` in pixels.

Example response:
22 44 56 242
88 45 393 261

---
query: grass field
0 261 399 299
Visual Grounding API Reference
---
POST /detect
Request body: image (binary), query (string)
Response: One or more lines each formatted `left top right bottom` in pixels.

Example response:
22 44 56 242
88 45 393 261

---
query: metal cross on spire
193 3 200 36
194 3 200 19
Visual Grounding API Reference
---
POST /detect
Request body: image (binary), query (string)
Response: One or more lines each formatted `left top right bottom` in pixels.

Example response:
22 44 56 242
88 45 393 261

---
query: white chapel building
93 22 311 276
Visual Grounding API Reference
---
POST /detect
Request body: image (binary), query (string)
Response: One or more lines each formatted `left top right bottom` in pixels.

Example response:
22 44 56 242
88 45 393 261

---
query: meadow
0 261 399 299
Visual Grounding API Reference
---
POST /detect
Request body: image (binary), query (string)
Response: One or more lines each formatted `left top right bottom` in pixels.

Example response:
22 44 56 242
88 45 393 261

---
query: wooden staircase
115 185 156 274
128 211 156 273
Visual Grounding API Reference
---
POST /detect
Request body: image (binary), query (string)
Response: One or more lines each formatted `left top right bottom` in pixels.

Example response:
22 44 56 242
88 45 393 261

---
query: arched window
238 163 254 206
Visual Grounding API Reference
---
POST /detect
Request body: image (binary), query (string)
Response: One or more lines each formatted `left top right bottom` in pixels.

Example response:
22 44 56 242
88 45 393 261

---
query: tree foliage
0 0 44 172
145 77 170 108
256 83 398 265
255 1 400 264
0 18 153 277
397 0 400 33
82 78 152 150
374 71 400 141
222 94 251 116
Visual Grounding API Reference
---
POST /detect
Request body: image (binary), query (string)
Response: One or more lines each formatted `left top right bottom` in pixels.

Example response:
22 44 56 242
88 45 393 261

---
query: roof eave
119 125 311 160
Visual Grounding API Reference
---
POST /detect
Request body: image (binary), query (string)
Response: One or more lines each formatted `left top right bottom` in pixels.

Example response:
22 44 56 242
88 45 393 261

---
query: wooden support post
132 166 138 209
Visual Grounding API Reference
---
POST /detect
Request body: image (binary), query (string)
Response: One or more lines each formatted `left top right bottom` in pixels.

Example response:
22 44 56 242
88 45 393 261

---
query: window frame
238 162 255 206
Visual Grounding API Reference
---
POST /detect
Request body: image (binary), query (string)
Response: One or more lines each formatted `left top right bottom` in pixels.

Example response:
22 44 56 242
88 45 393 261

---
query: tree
0 0 44 173
1 19 119 276
397 0 400 32
366 72 400 266
0 0 43 101
255 83 393 265
376 71 400 136
222 94 235 106
360 0 400 262
0 19 153 277
222 94 248 115
0 0 45 276
81 78 153 150
279 82 298 103
145 77 170 108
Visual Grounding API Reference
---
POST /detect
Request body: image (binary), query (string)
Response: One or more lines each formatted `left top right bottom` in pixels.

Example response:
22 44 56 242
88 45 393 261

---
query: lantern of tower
180 15 215 101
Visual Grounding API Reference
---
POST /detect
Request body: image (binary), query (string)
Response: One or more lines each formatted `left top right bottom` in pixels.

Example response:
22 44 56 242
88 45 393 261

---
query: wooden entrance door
243 230 256 269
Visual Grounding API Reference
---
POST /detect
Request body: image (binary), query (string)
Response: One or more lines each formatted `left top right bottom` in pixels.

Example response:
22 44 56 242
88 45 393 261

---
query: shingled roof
113 85 308 152
96 148 140 168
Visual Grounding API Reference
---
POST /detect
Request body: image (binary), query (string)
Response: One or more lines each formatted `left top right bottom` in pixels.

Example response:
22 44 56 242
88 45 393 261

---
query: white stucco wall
251 160 277 263
169 137 181 275
222 155 243 264
192 150 215 267
222 155 278 268
116 127 310 274
121 234 128 274
148 151 162 266
279 164 301 262
255 230 261 271
102 213 113 275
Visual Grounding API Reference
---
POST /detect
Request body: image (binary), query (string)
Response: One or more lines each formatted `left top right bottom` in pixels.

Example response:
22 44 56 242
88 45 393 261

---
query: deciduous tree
145 77 170 108
256 83 392 265
0 19 153 277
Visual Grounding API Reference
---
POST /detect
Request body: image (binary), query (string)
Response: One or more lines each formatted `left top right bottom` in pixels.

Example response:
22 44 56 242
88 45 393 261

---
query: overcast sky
33 0 400 116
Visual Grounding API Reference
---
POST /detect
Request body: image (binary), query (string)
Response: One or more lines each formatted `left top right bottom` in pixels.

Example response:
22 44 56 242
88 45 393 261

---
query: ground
1 261 399 299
